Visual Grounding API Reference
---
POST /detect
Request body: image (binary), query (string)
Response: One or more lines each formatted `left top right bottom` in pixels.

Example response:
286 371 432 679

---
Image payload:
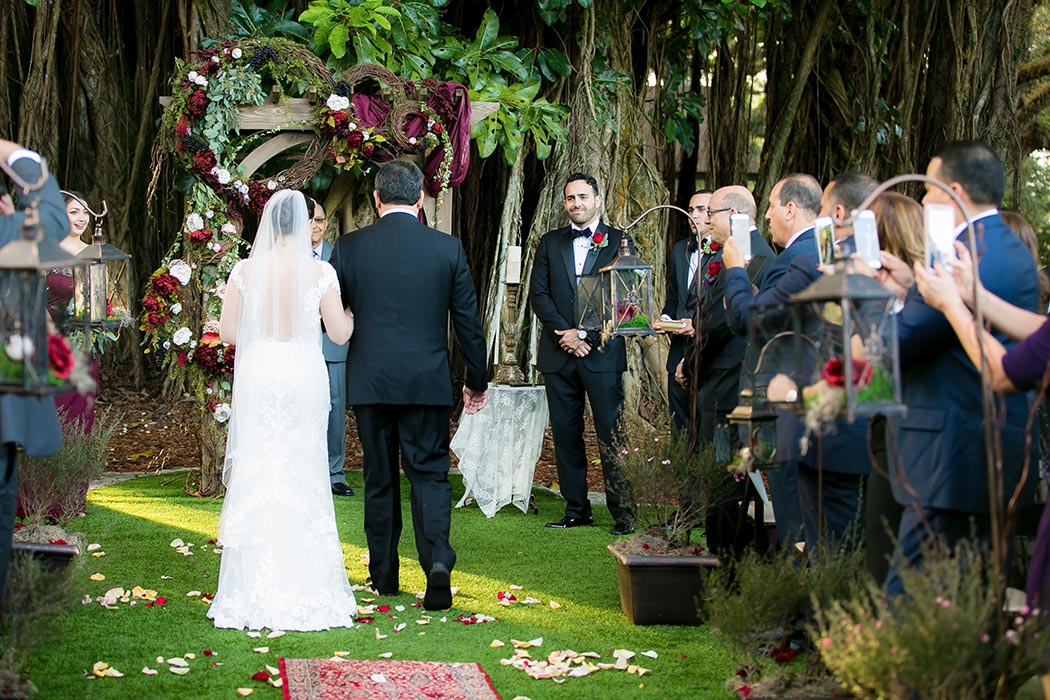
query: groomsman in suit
885 141 1038 596
529 172 635 536
308 197 353 497
0 138 65 601
660 189 711 433
721 173 822 548
331 160 488 611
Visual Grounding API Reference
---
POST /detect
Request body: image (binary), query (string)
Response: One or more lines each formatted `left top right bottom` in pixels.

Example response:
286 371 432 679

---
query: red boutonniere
590 232 608 250
702 239 722 255
706 261 723 283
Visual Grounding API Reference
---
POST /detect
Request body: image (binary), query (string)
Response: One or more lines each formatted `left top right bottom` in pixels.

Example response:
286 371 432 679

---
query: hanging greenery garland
143 37 469 427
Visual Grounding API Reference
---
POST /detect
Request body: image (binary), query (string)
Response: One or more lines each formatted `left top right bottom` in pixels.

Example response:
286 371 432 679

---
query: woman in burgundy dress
916 237 1050 697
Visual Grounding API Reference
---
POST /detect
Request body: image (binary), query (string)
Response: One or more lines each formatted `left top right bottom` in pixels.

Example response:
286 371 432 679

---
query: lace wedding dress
208 196 356 632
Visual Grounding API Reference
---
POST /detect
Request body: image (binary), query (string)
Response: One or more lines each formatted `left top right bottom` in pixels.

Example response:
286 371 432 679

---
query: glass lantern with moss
574 238 655 345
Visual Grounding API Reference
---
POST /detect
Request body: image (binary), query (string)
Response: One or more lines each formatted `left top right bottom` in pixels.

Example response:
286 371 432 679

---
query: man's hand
722 238 744 269
555 328 591 358
950 240 979 308
463 386 489 415
873 251 913 299
0 194 13 216
674 317 694 337
915 260 966 314
674 359 688 388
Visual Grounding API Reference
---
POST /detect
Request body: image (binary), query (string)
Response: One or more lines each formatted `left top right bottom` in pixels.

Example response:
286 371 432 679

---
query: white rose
172 327 192 346
162 341 171 350
186 213 204 231
267 180 277 190
168 260 192 285
170 303 183 315
408 136 417 145
203 319 221 335
216 169 231 185
211 56 220 64
195 75 208 87
213 403 232 423
221 223 236 235
348 122 357 131
326 95 350 111
205 210 214 219
233 180 243 189
188 71 198 81
212 281 227 300
4 336 33 362
237 183 249 195
231 48 242 59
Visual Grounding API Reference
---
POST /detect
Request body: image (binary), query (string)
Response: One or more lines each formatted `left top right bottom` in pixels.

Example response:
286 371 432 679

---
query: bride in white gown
207 189 358 631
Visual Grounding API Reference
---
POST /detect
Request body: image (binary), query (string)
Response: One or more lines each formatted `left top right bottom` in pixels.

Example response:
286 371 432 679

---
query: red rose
152 273 180 297
346 131 365 149
709 241 722 251
432 123 443 134
820 357 872 388
47 334 73 379
362 143 375 156
222 344 236 372
176 116 190 138
707 261 723 277
189 228 213 244
142 297 161 312
592 232 605 245
186 89 207 119
147 312 162 326
177 351 188 366
193 149 217 175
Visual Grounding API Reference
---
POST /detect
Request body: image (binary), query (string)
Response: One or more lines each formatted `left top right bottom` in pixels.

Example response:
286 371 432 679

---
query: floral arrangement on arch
147 37 471 429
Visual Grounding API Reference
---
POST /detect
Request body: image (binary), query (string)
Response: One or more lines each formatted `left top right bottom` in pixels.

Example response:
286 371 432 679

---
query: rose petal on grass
268 677 283 688
246 631 261 638
166 658 188 667
91 662 110 677
155 656 165 664
91 552 106 558
184 653 196 660
549 600 561 609
415 618 430 625
89 573 105 581
253 647 269 654
375 629 386 640
141 667 157 676
170 538 184 548
236 690 253 697
202 649 214 656
393 623 406 633
160 575 172 580
186 591 201 597
378 653 393 659
266 630 285 639
87 543 102 551
509 584 523 590
641 650 658 659
490 640 505 648
332 651 350 657
251 671 269 681
523 597 541 604
169 666 190 676
265 665 278 676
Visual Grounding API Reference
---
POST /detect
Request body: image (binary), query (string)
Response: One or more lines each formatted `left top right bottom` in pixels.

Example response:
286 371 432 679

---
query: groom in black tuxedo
529 172 634 535
331 160 488 611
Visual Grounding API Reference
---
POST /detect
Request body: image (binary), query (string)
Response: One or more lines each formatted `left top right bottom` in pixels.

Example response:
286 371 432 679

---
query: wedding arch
144 37 496 496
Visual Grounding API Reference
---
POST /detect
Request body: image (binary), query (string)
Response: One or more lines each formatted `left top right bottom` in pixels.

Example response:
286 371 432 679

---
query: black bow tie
687 238 699 253
573 228 591 239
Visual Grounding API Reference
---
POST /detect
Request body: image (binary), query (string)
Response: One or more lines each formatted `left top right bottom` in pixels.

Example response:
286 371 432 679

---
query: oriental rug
280 658 501 700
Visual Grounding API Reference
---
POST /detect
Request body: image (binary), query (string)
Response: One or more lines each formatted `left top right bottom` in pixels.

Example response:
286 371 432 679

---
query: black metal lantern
0 205 85 394
575 238 655 344
727 386 780 469
71 203 132 341
790 271 905 422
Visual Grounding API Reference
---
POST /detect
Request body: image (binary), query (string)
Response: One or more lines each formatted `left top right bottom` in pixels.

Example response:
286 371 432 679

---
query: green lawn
23 473 737 699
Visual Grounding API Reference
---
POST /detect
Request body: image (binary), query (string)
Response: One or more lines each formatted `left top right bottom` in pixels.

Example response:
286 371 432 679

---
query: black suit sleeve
448 241 488 392
528 234 573 332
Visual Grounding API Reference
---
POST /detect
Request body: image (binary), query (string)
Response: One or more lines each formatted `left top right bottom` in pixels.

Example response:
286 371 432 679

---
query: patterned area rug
280 658 501 700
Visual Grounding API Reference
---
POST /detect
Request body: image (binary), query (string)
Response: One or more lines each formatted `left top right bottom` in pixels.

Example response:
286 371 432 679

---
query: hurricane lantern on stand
493 244 527 385
790 269 905 423
0 195 85 394
70 201 132 344
575 226 658 346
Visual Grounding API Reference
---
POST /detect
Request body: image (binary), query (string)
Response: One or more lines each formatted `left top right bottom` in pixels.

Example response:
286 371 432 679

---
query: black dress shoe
545 516 594 529
331 482 354 496
611 521 635 536
423 562 452 611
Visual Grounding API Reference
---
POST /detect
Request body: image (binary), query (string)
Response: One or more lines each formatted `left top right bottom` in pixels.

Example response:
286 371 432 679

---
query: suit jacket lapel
683 243 695 293
560 228 578 288
321 240 333 262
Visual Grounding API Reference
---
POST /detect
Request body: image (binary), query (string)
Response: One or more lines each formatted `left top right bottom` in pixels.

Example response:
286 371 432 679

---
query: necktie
312 250 320 260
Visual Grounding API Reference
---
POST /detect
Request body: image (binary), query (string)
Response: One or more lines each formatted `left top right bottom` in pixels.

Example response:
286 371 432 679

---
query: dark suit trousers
543 360 630 523
797 462 865 555
884 505 993 598
0 444 17 602
353 404 455 594
865 416 903 583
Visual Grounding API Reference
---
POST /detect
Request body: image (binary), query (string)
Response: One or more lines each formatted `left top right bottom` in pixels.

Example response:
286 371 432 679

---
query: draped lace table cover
451 385 549 517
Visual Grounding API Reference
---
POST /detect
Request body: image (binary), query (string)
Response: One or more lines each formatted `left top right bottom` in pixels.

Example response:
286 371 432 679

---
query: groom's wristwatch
576 328 593 347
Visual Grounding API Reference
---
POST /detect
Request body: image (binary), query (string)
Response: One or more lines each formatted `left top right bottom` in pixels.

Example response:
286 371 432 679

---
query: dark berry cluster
247 46 278 70
180 134 209 153
333 80 352 97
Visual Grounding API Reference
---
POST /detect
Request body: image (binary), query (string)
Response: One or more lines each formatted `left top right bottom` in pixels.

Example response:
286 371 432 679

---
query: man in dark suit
660 189 711 432
0 138 66 601
308 197 353 497
331 160 488 611
721 173 822 548
885 141 1038 597
529 172 634 535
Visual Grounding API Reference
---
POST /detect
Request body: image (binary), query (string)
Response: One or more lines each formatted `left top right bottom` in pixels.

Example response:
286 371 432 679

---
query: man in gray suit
308 197 353 496
0 138 66 601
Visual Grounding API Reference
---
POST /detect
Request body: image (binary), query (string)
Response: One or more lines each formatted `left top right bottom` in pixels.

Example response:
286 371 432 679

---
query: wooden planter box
608 544 720 625
12 541 80 572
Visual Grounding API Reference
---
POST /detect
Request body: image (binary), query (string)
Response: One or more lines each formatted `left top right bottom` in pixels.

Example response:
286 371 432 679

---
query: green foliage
298 1 569 165
18 407 122 527
813 543 1049 700
222 0 313 42
1019 150 1050 267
